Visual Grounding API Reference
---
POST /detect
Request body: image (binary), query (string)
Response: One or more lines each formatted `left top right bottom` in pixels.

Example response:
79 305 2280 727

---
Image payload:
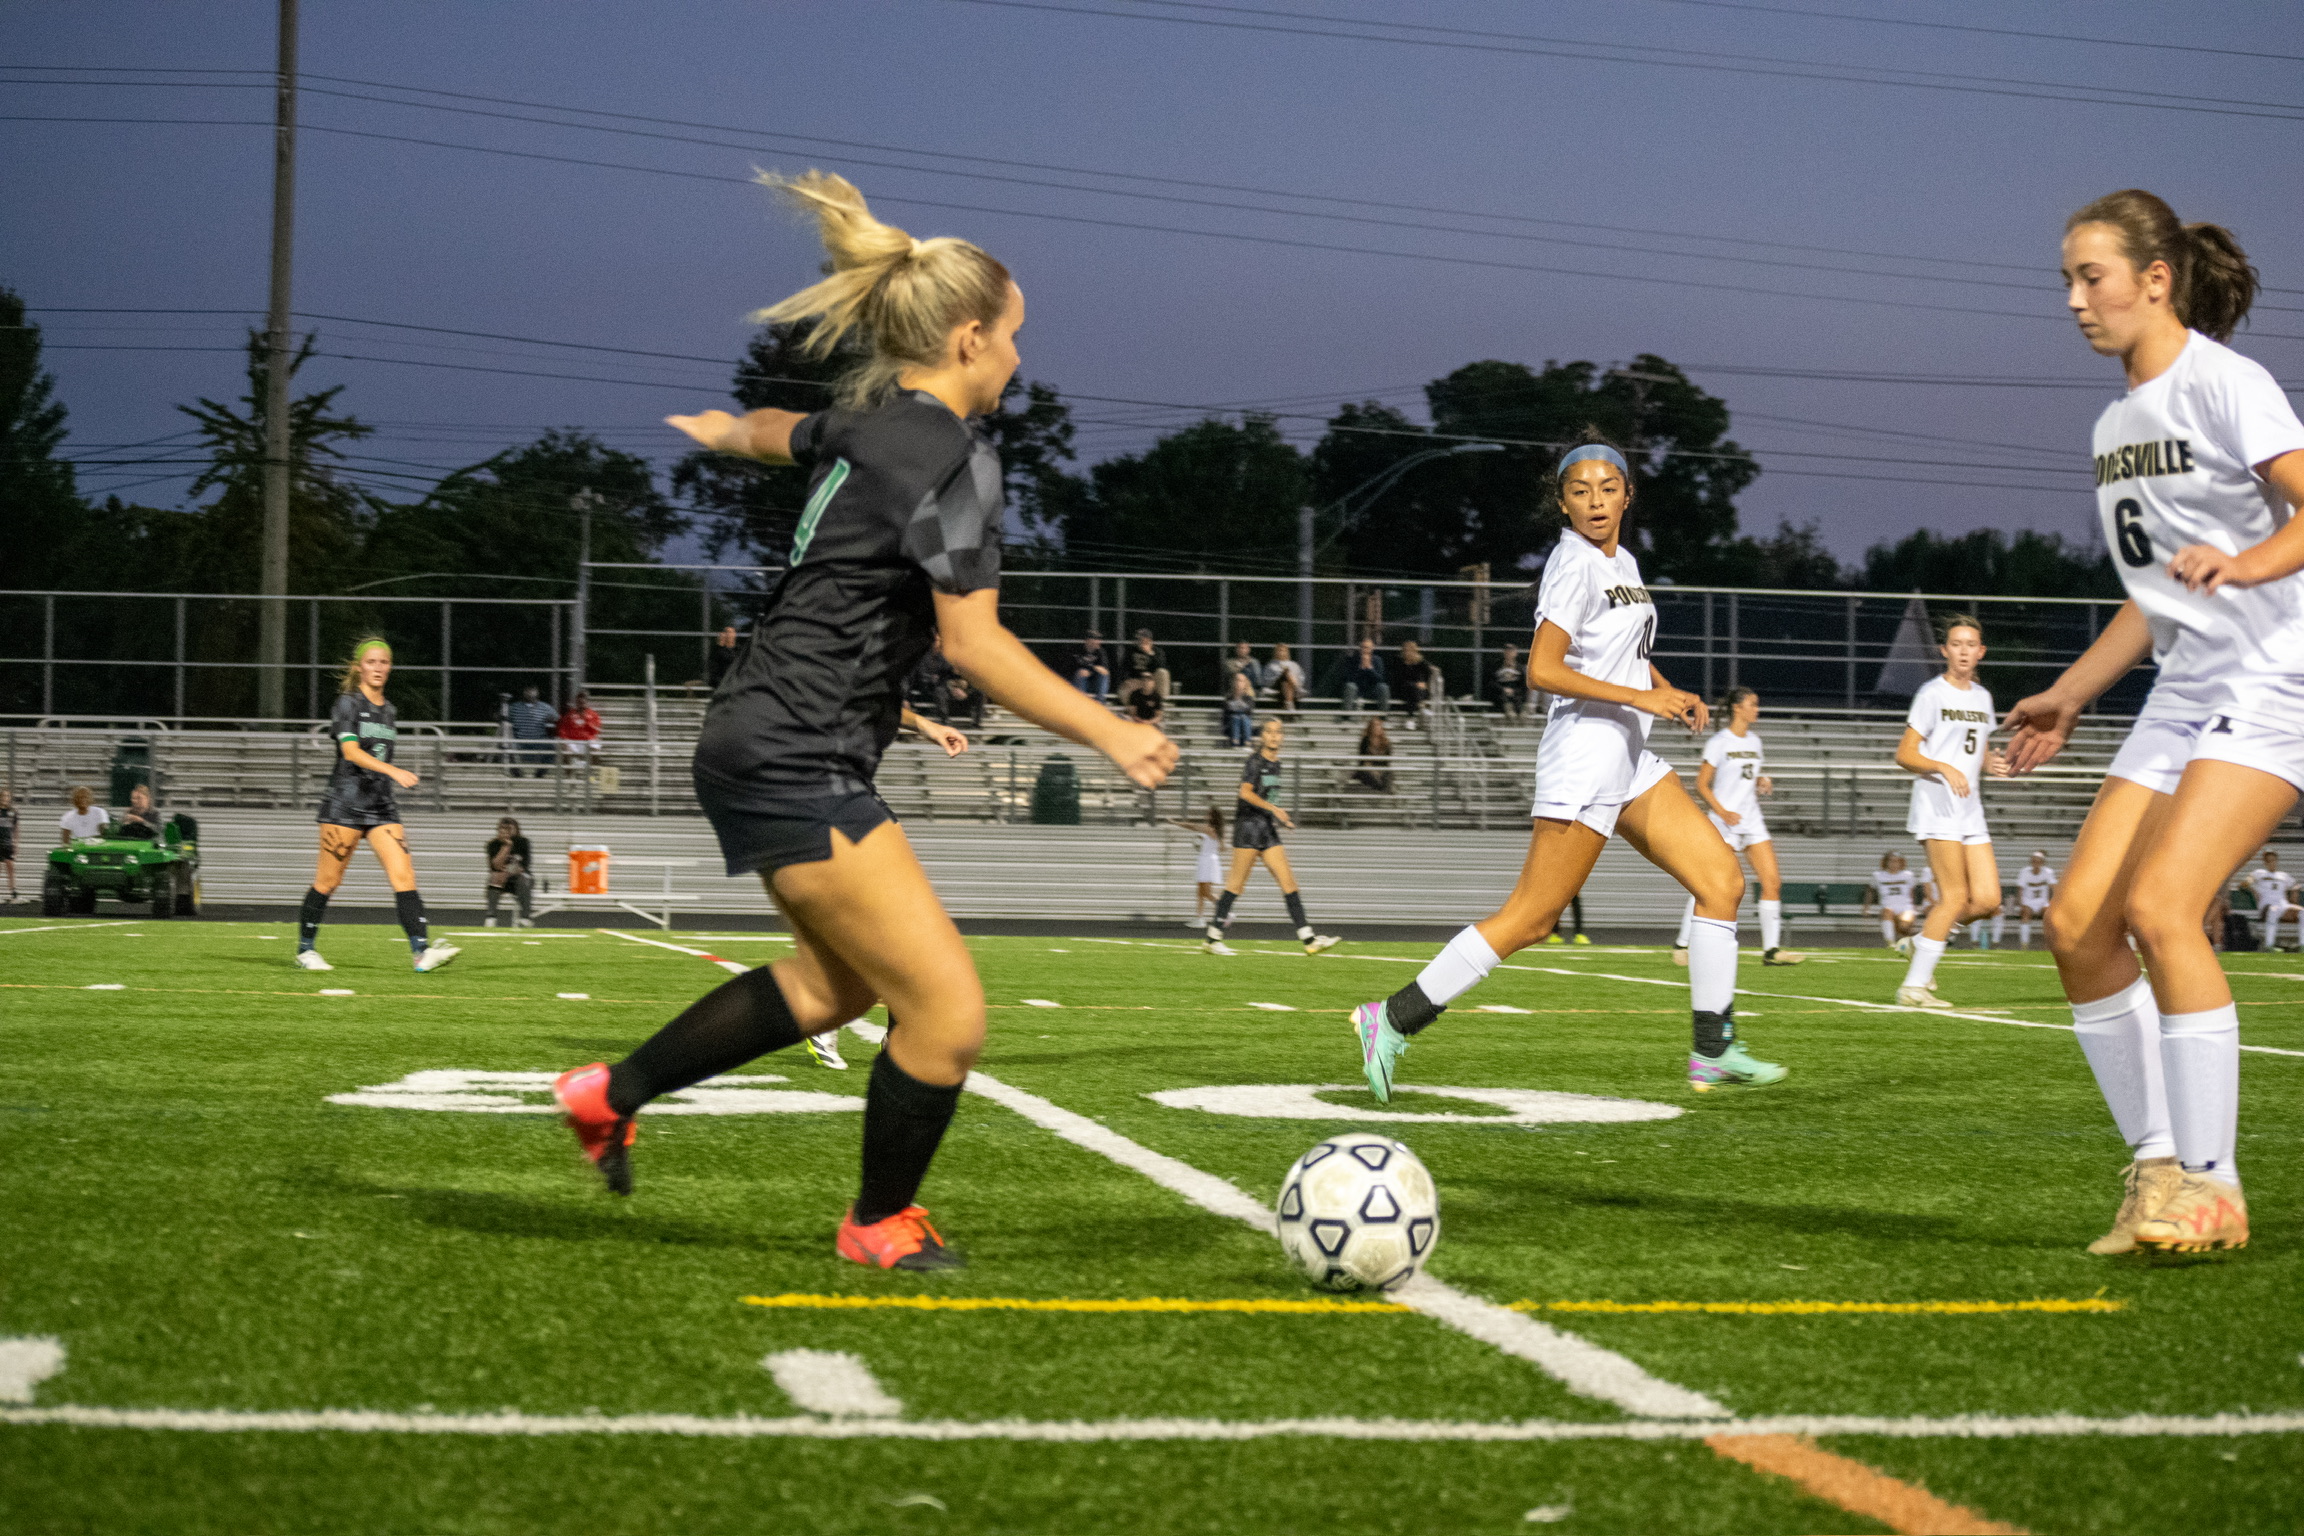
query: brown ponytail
2067 189 2259 342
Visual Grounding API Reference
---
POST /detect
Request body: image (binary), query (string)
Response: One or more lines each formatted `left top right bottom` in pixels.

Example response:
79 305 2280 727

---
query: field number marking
328 1070 858 1115
762 1350 902 1419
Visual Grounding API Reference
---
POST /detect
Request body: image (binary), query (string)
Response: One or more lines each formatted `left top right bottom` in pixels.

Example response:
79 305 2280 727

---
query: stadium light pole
571 487 601 695
1315 441 1506 555
256 0 298 723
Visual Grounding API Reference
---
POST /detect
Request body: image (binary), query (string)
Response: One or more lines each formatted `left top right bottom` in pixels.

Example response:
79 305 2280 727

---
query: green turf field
2 916 2299 1534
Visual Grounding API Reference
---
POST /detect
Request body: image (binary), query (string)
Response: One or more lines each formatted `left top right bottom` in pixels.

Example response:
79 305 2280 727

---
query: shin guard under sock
2160 1004 2241 1184
608 963 804 1115
1208 889 1238 936
394 889 428 954
1687 916 1739 1058
2070 977 2172 1161
855 1048 963 1225
1674 896 1696 949
298 887 330 950
1758 899 1782 954
1284 889 1311 939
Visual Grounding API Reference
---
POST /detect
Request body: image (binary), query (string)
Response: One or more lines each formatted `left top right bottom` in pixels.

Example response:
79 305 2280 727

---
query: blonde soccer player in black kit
551 172 1174 1271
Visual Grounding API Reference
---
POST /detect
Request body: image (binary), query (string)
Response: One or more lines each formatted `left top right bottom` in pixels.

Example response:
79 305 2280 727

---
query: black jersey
323 691 400 812
1237 750 1283 813
694 391 1004 806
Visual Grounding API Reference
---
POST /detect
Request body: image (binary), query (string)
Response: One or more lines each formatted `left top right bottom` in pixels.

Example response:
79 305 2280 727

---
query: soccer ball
1275 1133 1440 1292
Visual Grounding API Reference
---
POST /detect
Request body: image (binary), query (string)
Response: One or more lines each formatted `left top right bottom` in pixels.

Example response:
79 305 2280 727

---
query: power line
1629 0 2304 66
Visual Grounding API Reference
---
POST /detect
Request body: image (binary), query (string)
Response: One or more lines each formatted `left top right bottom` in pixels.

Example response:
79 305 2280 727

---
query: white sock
2019 919 2032 949
1991 912 2006 943
2160 1004 2240 1185
1415 925 1500 1009
1901 935 1946 990
1674 897 1695 949
1758 899 1782 953
1881 917 1898 945
2069 978 2173 1160
1688 916 1738 1014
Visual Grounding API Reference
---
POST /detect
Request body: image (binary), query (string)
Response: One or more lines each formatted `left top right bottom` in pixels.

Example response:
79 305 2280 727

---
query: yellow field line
740 1292 2124 1318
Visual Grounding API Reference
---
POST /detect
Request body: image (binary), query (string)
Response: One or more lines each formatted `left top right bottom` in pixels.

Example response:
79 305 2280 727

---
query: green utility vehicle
42 815 203 918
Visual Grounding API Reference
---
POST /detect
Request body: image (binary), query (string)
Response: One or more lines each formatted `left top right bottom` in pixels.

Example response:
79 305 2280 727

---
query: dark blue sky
7 0 2300 566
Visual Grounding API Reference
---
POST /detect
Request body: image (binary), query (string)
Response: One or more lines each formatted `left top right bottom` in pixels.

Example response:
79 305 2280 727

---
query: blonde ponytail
749 171 1013 409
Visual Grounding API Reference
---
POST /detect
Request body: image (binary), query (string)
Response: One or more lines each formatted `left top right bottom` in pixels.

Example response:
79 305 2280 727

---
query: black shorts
698 784 897 877
0 836 14 862
1233 810 1281 851
316 791 401 831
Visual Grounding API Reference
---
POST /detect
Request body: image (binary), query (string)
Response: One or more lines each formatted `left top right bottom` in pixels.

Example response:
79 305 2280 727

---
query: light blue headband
1557 443 1628 476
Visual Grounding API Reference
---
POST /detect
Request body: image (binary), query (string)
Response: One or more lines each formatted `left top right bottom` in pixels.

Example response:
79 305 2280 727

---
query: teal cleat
1351 1001 1409 1104
1687 1042 1787 1092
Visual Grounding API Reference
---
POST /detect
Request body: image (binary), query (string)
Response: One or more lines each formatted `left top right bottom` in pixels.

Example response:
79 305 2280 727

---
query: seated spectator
1396 639 1440 727
708 624 742 689
1262 643 1305 715
908 639 956 713
58 784 109 844
1219 639 1259 696
556 691 603 765
485 817 534 928
0 787 19 904
1493 643 1527 721
115 783 164 840
1339 638 1391 715
1069 631 1111 701
1351 715 1395 794
936 668 986 731
1126 685 1166 728
1118 628 1171 707
507 685 556 778
1221 670 1257 746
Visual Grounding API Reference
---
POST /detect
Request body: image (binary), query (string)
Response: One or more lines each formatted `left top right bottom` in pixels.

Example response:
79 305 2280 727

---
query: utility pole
256 0 298 722
1297 502 1314 663
571 488 601 693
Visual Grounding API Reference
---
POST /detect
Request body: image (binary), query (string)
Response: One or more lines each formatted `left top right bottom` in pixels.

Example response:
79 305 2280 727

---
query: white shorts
2105 715 2204 796
1532 715 1674 839
1708 810 1770 850
1907 779 1990 845
2193 715 2304 794
2108 713 2304 796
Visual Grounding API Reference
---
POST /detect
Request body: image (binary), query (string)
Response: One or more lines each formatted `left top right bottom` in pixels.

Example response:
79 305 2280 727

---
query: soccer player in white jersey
1891 616 2010 1007
1866 851 1925 946
1350 437 1785 1098
2004 190 2304 1256
1673 688 1803 965
2014 851 2058 951
2242 849 2297 951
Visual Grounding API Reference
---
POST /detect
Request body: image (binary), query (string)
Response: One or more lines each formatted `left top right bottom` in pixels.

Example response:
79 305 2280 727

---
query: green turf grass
1 919 2299 1533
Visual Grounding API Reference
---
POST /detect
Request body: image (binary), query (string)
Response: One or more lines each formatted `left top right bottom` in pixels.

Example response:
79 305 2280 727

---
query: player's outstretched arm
2001 601 2153 773
935 589 1177 789
900 708 970 758
666 408 808 465
2167 450 2304 594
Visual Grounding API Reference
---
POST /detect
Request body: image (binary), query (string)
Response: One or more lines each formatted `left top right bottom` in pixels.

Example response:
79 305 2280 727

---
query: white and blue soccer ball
1275 1133 1440 1292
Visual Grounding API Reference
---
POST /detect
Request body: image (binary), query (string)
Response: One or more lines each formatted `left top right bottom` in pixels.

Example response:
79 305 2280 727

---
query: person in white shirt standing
1673 687 1803 966
2005 189 2304 1257
2014 851 2059 951
1865 851 1926 947
1350 436 1785 1099
2241 850 2297 951
1890 617 2010 1006
56 784 110 844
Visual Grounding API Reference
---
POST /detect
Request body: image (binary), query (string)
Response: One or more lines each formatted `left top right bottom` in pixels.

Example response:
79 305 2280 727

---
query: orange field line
1707 1432 2028 1535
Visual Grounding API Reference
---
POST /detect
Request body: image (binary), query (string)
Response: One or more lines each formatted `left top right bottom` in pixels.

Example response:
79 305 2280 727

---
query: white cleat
1895 984 1952 1009
1303 934 1341 954
414 943 462 973
804 1029 850 1070
1891 936 1914 958
292 948 333 971
1204 939 1238 956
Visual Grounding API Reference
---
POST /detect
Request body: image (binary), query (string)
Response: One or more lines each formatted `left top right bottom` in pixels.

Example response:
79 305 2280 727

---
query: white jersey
1907 675 1995 807
1536 532 1658 741
1702 729 1764 821
1872 869 1921 914
2245 866 2296 911
2093 331 2304 728
2017 865 2058 910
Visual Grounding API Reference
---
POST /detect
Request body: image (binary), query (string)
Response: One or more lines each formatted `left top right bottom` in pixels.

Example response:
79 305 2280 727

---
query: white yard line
598 928 751 976
1 1402 2294 1443
957 1069 1726 1420
0 922 134 938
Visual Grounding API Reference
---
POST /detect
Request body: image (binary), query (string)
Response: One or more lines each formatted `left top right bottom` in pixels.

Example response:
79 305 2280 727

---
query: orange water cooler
567 845 611 895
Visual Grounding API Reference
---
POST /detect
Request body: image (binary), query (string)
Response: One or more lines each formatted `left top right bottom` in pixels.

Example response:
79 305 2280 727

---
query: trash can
568 845 611 894
109 739 153 806
1030 755 1081 826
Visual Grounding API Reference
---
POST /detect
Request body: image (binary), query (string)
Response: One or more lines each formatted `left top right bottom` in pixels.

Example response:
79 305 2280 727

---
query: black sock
298 887 329 950
854 1046 963 1226
1692 1007 1735 1059
1385 980 1444 1036
394 889 428 952
1570 894 1585 937
1284 890 1310 936
1209 890 1238 934
607 964 804 1115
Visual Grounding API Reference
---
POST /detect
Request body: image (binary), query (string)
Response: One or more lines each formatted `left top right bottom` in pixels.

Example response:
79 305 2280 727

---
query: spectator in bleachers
485 816 534 927
1262 642 1305 715
1220 639 1259 696
507 685 556 777
58 785 109 845
1126 684 1167 729
708 625 742 689
1493 644 1527 721
1221 669 1257 746
1339 637 1391 716
556 691 603 767
935 668 986 731
1396 639 1440 728
1069 631 1111 701
0 787 19 903
1352 715 1395 794
1118 628 1171 708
